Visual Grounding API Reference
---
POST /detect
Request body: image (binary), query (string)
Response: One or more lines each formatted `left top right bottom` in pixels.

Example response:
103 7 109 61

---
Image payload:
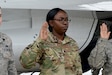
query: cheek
55 25 62 30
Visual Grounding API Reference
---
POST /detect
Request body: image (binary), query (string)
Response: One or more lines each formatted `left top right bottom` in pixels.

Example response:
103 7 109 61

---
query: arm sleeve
88 38 108 69
8 42 17 75
19 37 44 69
75 50 82 75
73 41 82 75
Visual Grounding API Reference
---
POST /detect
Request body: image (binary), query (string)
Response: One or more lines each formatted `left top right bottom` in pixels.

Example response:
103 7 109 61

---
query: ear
49 20 54 27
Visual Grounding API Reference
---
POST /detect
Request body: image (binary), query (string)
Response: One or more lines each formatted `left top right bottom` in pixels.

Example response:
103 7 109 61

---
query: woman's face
0 9 2 25
50 10 69 35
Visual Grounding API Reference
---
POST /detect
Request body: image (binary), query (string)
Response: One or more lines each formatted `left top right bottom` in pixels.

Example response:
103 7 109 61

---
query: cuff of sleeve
35 37 46 44
97 38 109 48
98 38 108 43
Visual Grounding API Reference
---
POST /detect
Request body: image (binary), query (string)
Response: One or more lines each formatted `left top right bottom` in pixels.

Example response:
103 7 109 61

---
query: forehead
55 11 68 18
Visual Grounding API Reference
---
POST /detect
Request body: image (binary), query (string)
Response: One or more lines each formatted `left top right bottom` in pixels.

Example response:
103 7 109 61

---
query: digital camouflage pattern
0 32 17 75
88 38 112 75
20 32 82 75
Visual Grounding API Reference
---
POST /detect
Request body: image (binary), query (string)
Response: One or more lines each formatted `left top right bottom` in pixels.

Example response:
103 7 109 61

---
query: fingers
107 31 111 37
39 22 48 40
41 22 48 36
100 23 111 39
41 22 48 30
100 23 107 32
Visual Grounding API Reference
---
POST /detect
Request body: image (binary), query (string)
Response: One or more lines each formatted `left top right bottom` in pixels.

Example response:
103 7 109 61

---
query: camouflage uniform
20 32 82 75
88 38 112 75
0 32 17 75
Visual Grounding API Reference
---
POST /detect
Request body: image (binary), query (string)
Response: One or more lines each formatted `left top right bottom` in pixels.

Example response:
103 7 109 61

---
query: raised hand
39 22 48 40
100 23 111 39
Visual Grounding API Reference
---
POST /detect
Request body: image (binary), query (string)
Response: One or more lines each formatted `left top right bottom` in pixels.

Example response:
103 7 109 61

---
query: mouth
63 28 68 32
64 27 68 30
64 28 67 30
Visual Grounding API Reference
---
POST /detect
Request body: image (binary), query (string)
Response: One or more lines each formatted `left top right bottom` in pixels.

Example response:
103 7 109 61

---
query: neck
52 32 65 40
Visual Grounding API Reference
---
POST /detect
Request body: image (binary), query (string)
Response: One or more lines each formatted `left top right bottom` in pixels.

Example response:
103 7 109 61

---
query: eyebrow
55 17 68 19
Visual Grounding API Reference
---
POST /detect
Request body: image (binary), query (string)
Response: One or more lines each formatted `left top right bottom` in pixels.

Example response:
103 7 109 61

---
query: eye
58 19 63 21
60 18 65 21
53 17 71 23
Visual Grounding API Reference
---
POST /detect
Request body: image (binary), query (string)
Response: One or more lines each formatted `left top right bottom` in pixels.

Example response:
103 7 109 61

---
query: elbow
19 56 35 69
22 64 34 69
20 60 35 69
88 58 104 69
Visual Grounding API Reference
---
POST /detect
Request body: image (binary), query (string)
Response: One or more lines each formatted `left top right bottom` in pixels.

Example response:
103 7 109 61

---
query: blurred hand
39 22 48 40
100 23 111 39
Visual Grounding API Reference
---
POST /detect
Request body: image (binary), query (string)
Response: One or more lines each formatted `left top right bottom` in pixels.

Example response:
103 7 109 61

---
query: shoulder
66 35 78 45
0 32 11 40
66 35 77 42
0 32 12 44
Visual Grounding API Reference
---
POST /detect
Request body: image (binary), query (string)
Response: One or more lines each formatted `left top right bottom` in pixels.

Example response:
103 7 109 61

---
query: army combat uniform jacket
88 38 112 75
20 32 82 75
0 32 17 75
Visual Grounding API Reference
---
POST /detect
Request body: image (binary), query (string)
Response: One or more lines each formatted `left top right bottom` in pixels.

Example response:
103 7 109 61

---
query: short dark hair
46 8 66 32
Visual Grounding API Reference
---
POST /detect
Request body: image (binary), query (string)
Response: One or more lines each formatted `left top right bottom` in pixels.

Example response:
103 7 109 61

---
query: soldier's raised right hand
100 23 111 39
39 22 48 40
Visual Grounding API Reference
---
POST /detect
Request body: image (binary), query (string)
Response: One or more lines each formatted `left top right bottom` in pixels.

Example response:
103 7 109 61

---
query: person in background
19 8 82 75
0 7 17 75
88 22 112 75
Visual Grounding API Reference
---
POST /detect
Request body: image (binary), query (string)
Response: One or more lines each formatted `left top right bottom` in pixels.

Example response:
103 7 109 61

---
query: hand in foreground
100 23 111 39
39 22 48 40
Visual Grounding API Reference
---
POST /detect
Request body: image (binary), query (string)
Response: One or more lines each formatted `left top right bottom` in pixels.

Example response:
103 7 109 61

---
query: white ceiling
0 0 112 11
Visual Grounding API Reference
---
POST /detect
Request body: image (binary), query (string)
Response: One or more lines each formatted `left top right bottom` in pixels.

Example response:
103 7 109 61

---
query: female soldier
20 8 82 75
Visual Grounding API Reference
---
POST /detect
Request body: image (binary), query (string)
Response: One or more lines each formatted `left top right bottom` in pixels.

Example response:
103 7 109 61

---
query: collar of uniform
48 32 71 44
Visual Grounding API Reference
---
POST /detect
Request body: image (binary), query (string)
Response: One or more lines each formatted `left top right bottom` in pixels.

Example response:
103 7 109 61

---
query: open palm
39 22 48 40
100 23 111 39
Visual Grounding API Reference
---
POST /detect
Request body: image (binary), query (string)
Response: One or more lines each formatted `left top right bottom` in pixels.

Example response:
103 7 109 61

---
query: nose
63 20 68 25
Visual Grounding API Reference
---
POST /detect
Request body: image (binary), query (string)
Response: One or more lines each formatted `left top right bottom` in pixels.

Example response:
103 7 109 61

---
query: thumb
108 31 111 38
